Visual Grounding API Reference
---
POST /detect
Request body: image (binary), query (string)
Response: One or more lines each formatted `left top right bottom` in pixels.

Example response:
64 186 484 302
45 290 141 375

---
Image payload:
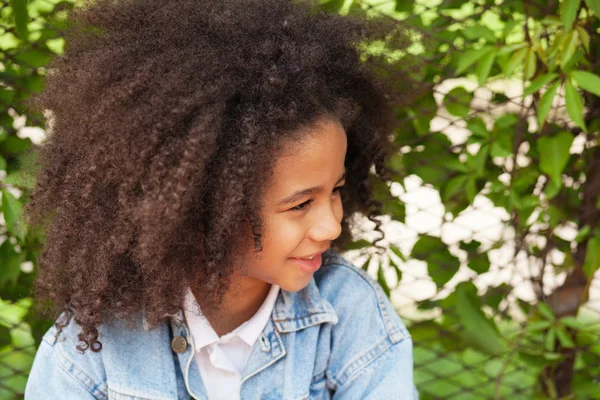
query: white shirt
182 284 280 400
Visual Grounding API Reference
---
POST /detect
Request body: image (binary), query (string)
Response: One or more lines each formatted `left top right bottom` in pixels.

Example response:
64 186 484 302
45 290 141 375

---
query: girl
24 0 417 398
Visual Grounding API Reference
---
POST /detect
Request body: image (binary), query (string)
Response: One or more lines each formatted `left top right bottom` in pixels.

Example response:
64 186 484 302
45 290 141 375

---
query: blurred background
1 0 599 398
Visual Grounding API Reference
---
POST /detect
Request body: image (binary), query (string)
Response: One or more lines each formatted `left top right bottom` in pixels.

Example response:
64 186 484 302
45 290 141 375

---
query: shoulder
311 250 413 389
26 313 110 399
315 249 410 344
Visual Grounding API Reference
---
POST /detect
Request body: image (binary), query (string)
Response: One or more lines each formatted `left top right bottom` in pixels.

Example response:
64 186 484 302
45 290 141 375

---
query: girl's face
242 118 347 292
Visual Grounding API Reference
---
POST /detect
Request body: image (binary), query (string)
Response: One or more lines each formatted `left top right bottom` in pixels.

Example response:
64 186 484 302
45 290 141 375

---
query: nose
307 201 343 242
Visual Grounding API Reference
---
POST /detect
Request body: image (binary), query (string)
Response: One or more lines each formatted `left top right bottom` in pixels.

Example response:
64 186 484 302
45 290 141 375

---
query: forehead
269 119 347 186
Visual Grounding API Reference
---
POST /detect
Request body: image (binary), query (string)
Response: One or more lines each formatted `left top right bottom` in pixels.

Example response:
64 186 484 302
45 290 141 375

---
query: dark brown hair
25 0 410 353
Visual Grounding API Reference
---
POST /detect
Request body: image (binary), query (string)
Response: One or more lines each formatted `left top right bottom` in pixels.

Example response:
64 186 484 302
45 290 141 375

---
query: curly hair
25 0 412 353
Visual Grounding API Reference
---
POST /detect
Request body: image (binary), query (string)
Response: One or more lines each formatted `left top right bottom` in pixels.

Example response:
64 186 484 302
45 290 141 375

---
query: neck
193 275 272 337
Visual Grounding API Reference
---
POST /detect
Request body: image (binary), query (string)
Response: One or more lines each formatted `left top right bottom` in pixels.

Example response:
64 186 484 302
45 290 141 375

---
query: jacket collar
272 275 338 332
143 275 338 333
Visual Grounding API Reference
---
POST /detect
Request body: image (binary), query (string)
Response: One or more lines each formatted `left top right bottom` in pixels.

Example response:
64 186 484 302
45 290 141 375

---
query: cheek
262 215 306 255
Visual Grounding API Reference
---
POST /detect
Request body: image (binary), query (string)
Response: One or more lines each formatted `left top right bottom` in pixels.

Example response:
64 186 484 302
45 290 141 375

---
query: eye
290 199 312 212
332 184 345 195
289 185 345 212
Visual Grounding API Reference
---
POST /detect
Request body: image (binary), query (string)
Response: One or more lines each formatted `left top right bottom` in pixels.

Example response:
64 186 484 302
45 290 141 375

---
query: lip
292 248 328 260
289 253 323 273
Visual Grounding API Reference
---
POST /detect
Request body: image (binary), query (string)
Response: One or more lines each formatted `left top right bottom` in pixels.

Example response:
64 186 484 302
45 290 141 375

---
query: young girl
24 0 417 398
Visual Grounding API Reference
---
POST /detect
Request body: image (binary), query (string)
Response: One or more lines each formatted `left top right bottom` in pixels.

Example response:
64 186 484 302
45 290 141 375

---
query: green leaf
537 81 560 127
460 240 491 274
11 322 35 348
584 0 600 16
468 252 490 274
388 256 402 284
0 88 15 105
467 144 489 177
389 245 406 262
317 0 345 12
442 174 468 202
466 118 489 138
565 80 586 132
538 303 556 320
583 235 600 278
3 171 37 189
13 48 54 69
575 225 591 242
535 45 548 66
411 236 460 288
377 263 391 298
465 177 477 203
543 352 563 361
545 328 556 352
0 298 32 328
560 29 579 69
490 140 512 158
524 47 537 80
570 70 600 96
560 0 580 31
444 87 473 118
394 0 413 12
497 42 527 56
345 239 372 251
559 316 585 330
0 240 25 287
408 92 437 135
527 320 552 332
545 180 562 200
504 47 528 76
463 24 497 43
555 325 576 348
454 283 505 356
443 157 468 173
537 131 574 189
1 189 27 241
575 26 590 53
9 0 29 40
360 256 371 271
456 46 495 75
524 73 559 96
502 20 521 38
383 200 406 222
476 49 496 85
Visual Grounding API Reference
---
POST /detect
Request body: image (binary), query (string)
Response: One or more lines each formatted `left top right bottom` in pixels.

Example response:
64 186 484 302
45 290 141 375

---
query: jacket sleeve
323 263 419 400
331 335 418 400
25 323 107 400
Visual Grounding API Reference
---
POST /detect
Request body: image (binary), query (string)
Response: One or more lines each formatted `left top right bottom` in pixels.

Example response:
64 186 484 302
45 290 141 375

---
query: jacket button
171 336 187 353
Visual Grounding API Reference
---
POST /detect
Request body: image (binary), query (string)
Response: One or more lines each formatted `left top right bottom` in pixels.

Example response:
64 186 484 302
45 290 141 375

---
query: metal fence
1 0 599 399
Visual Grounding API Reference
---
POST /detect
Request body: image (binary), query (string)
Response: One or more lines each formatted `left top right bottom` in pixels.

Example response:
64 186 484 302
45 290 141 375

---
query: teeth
300 256 315 260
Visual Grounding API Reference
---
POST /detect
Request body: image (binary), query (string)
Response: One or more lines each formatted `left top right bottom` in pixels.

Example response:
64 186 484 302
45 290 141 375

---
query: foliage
334 0 600 398
0 0 75 397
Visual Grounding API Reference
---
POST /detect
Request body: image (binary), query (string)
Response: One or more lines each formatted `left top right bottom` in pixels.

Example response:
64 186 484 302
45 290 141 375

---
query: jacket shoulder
26 313 109 399
315 250 410 343
313 251 412 388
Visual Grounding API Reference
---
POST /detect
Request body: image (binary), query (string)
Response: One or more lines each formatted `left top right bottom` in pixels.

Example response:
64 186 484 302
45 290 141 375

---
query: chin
280 279 311 293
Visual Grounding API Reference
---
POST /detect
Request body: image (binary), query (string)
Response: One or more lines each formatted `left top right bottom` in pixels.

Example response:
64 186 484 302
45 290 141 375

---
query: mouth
288 249 328 273
290 248 328 260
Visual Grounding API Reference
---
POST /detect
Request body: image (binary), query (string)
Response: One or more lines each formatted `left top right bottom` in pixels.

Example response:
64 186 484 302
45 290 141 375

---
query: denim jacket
25 250 418 399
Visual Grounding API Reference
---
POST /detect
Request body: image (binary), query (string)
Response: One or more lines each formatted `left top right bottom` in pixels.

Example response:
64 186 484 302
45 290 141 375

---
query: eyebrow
276 170 347 206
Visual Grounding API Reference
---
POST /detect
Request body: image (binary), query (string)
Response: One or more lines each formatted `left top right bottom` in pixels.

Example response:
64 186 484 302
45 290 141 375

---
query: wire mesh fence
1 0 600 399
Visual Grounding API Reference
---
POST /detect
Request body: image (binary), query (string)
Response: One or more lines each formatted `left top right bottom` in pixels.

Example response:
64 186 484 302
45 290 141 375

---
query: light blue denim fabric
25 250 418 399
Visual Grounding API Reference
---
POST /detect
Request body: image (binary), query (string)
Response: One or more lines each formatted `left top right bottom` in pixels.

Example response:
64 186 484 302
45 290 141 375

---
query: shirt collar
182 283 280 351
